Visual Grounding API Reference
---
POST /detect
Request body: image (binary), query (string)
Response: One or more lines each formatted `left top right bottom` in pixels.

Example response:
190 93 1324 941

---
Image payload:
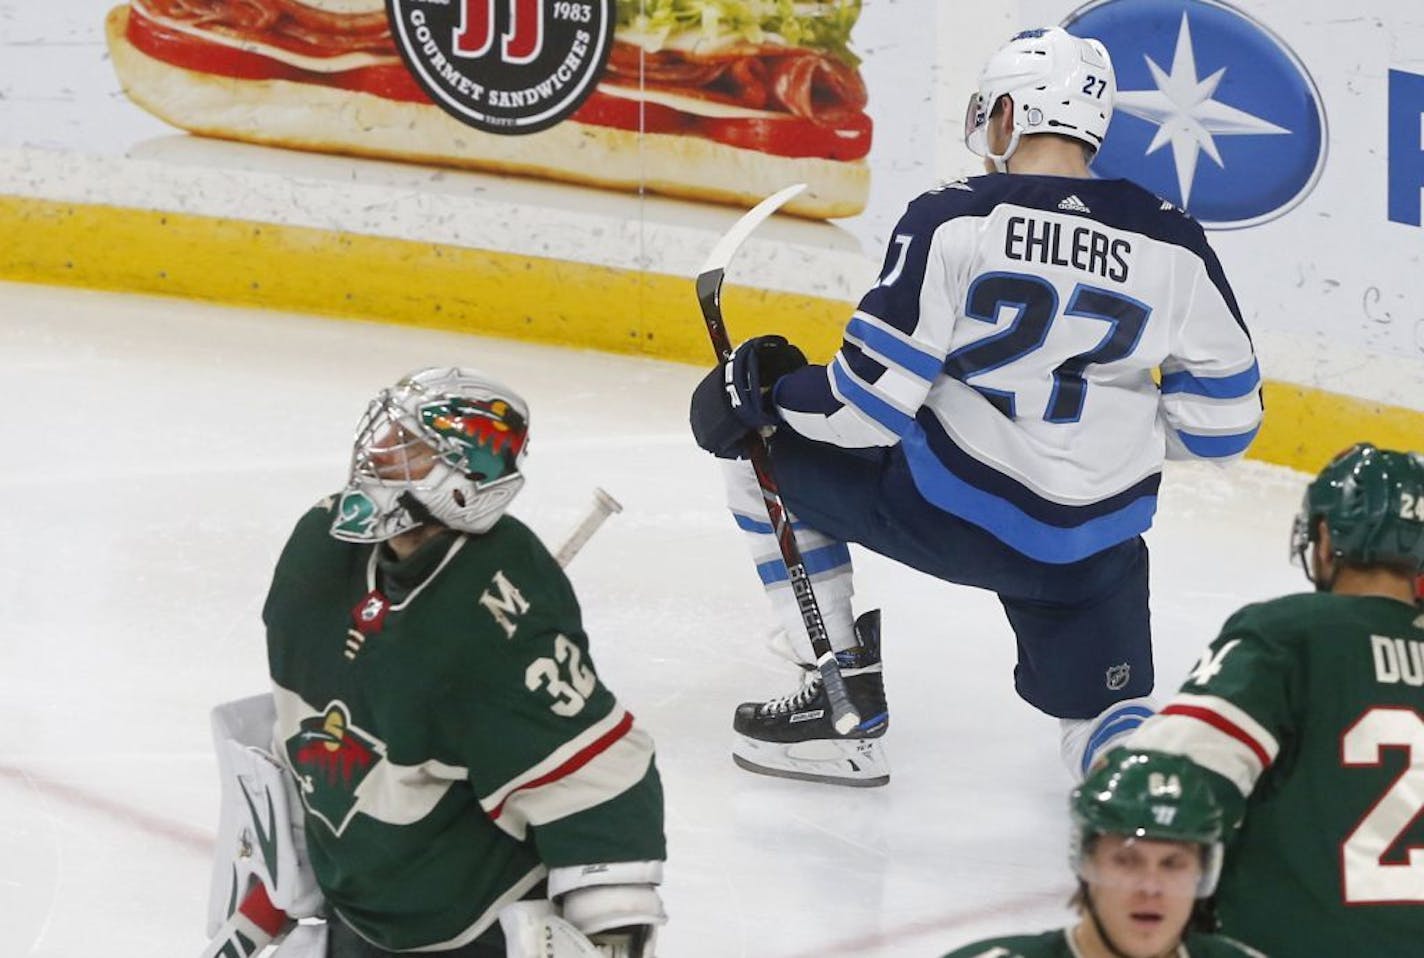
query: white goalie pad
206 693 324 937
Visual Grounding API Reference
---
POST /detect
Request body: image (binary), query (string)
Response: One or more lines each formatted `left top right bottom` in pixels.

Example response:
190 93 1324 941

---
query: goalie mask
1070 749 1225 899
1291 442 1424 588
965 26 1115 173
331 367 530 543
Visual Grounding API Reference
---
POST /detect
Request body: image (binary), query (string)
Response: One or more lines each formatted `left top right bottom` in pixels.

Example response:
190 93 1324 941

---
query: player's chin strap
985 128 1024 174
1081 882 1180 958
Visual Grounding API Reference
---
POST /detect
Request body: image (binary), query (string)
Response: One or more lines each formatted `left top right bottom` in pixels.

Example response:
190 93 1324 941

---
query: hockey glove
689 335 807 459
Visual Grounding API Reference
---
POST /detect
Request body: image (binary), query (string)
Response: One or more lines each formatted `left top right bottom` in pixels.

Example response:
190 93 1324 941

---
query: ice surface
0 281 1309 957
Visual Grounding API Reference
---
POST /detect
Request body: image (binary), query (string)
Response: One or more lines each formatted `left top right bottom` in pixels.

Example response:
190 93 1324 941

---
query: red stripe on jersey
489 710 636 821
1161 702 1273 770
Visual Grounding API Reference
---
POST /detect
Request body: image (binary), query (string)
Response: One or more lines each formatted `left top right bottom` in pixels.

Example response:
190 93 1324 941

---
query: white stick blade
698 183 808 275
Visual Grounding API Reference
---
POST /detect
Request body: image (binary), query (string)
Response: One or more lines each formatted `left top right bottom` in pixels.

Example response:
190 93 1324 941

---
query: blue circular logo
1065 0 1328 229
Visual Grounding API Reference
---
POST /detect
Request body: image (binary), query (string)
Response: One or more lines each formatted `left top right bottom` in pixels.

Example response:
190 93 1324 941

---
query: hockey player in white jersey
689 27 1262 786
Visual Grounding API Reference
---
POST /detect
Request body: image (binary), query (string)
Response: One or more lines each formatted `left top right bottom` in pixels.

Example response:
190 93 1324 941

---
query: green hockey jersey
263 500 665 951
939 927 1263 957
1131 593 1424 956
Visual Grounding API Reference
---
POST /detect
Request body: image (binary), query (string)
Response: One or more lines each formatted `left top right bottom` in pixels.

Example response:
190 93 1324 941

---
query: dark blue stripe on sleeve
832 361 913 435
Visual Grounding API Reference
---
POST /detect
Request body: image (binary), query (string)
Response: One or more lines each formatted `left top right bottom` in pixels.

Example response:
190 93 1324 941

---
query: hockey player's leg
731 610 891 787
718 442 898 785
1002 537 1156 780
1059 696 1155 779
720 458 857 660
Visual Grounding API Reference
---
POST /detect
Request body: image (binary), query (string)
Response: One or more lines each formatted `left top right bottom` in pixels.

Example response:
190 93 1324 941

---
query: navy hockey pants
764 432 1153 719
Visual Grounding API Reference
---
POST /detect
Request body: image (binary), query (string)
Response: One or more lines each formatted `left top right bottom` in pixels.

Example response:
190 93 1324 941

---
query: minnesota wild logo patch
285 701 385 835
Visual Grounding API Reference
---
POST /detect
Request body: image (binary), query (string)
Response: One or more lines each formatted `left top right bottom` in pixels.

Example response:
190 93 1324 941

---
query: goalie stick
554 488 623 567
200 488 624 957
695 183 860 736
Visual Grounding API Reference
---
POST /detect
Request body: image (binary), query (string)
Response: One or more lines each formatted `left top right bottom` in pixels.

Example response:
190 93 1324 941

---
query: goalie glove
499 902 656 958
206 693 324 941
556 861 665 957
501 861 666 958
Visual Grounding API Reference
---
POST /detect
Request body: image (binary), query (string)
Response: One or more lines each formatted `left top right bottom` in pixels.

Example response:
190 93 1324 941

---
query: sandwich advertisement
104 0 889 222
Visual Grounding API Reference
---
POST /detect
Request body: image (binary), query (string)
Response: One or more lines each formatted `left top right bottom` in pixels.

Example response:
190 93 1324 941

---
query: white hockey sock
1060 697 1156 781
721 460 858 658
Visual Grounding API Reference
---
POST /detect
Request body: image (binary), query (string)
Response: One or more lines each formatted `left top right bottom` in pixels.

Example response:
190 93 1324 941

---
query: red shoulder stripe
1161 702 1273 770
488 710 636 821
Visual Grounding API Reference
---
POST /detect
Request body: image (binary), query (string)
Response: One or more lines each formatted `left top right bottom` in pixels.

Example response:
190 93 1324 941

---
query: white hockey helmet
330 367 530 543
965 27 1115 172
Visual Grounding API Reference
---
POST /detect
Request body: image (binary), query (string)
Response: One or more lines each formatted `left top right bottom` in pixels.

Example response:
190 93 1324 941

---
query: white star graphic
1114 13 1290 206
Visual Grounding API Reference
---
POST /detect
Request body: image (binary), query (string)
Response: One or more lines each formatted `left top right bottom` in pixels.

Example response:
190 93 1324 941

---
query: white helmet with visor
964 27 1115 172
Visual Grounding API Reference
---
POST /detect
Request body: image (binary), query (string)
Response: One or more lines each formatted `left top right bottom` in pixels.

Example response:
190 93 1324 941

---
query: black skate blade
731 753 889 788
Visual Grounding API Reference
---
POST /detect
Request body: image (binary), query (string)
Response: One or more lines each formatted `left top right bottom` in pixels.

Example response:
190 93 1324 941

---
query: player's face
1084 835 1201 957
368 422 438 481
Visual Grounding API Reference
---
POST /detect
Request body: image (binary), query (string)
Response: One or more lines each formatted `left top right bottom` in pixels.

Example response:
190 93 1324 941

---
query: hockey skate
732 610 890 787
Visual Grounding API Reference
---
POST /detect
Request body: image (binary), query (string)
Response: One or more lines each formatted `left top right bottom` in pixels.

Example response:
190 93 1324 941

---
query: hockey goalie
202 368 667 958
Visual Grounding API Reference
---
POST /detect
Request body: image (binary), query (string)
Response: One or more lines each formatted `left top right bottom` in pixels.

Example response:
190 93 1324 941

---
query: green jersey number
525 634 597 717
1341 706 1424 903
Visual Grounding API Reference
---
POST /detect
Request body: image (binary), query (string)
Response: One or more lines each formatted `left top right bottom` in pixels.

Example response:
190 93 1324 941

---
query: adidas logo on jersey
933 178 974 193
1058 194 1092 214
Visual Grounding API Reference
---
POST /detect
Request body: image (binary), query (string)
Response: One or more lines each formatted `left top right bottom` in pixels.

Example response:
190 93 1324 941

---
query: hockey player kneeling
204 368 667 957
940 751 1265 958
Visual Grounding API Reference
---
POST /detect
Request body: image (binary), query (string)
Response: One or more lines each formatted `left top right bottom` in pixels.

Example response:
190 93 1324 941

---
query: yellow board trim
2 194 1418 474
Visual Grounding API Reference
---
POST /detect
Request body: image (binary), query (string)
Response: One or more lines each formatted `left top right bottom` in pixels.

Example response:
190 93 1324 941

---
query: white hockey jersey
773 174 1262 564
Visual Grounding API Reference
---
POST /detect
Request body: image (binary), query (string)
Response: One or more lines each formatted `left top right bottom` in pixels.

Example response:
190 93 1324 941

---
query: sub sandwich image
106 0 873 218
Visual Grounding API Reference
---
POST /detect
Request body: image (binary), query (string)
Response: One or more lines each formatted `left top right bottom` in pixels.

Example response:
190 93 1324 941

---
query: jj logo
455 0 544 63
387 0 615 135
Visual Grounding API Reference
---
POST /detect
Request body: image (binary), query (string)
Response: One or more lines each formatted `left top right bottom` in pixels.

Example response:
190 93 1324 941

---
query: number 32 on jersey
526 634 597 717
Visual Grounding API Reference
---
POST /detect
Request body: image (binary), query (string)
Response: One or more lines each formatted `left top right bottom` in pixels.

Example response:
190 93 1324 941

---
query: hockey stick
201 489 623 957
554 487 623 567
695 183 860 736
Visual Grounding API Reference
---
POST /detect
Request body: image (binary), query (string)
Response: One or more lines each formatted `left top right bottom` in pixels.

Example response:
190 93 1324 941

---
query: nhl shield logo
386 0 616 135
1106 662 1131 691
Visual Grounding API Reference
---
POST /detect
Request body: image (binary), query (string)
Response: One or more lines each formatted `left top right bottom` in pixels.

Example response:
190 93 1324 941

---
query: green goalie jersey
1132 593 1424 956
263 499 666 952
939 928 1262 957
